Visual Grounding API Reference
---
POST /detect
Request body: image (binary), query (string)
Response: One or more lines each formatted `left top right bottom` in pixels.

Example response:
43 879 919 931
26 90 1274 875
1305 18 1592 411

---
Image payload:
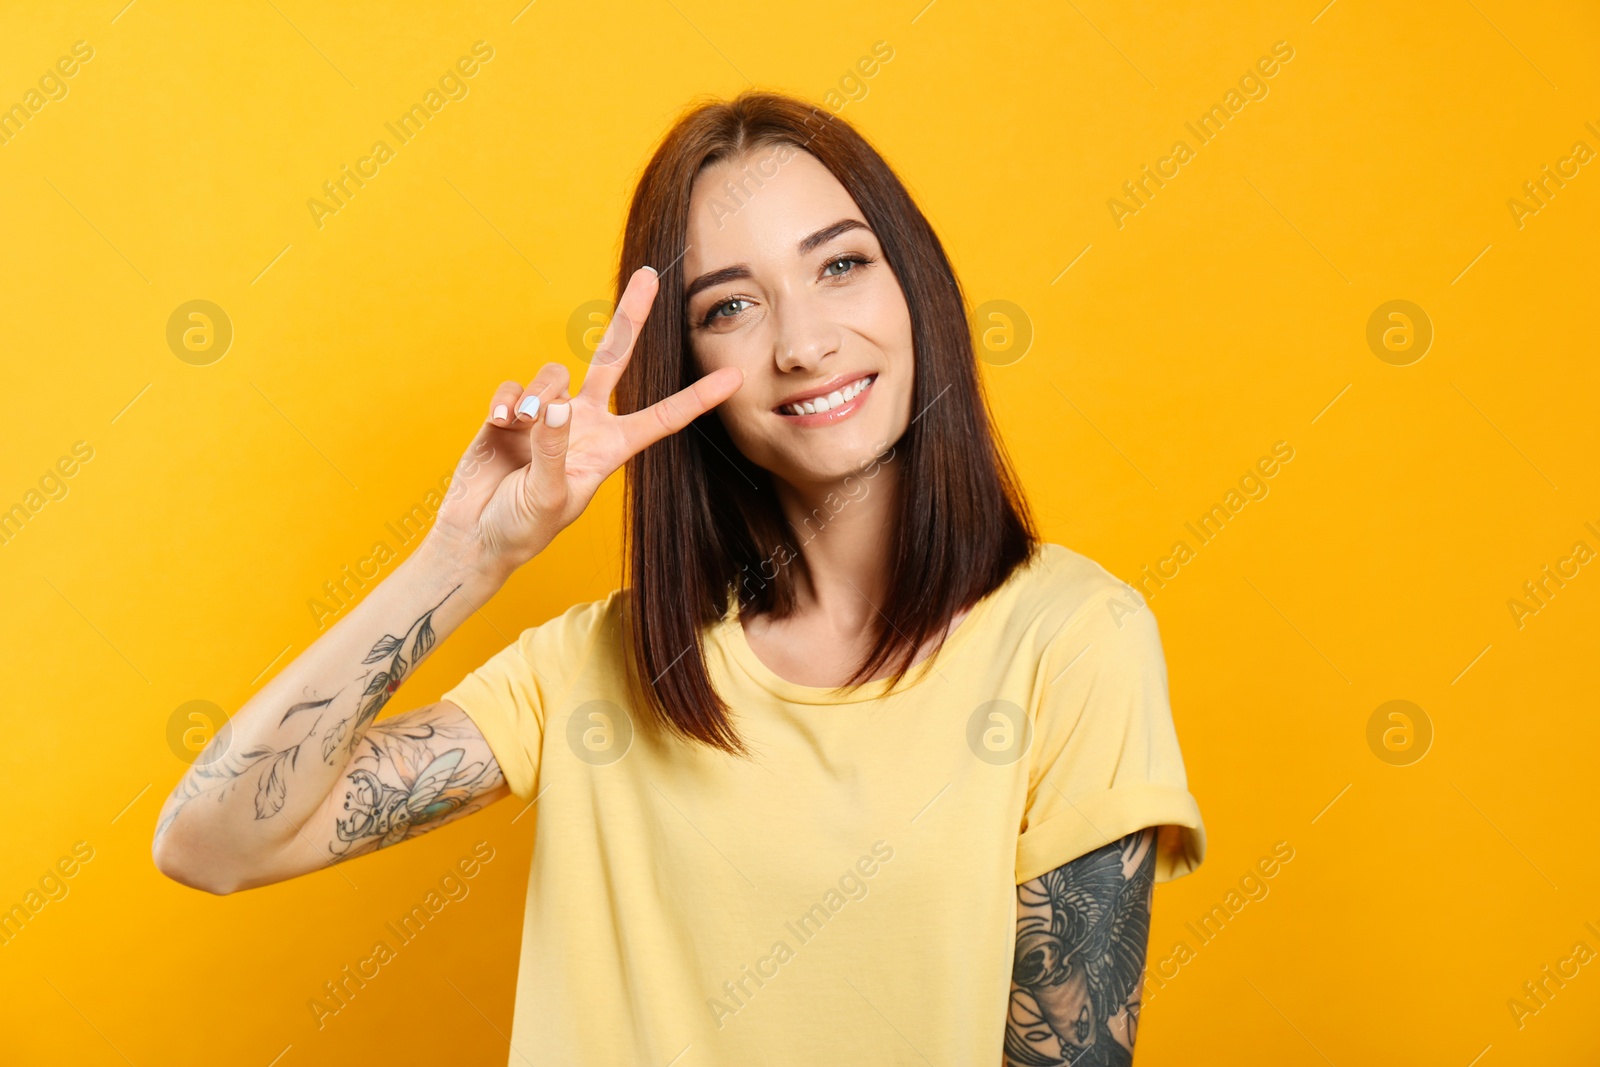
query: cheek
682 326 767 443
694 356 768 453
724 394 768 431
867 290 916 391
863 277 913 341
842 276 915 380
689 316 772 374
686 333 726 375
691 334 760 422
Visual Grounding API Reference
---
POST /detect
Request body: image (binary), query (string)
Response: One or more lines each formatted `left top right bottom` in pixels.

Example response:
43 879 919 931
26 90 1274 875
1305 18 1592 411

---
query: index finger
577 266 659 404
616 366 744 458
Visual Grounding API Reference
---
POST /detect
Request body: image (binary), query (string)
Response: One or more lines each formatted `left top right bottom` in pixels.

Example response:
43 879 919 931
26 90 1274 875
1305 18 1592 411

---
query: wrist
412 529 516 594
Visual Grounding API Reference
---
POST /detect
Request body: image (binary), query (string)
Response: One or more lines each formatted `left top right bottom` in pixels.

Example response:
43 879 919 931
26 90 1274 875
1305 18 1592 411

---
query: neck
767 456 902 629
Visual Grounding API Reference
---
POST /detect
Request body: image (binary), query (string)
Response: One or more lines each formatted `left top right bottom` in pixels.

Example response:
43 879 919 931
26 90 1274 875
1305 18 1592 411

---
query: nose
772 289 842 374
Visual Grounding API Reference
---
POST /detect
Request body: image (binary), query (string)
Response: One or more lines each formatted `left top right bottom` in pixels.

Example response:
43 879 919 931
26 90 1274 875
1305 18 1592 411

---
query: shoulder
518 588 626 658
1007 542 1153 644
1020 548 1176 742
987 543 1167 693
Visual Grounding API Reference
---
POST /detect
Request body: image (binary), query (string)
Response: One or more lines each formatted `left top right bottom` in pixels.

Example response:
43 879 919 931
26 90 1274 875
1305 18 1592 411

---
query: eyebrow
683 218 873 302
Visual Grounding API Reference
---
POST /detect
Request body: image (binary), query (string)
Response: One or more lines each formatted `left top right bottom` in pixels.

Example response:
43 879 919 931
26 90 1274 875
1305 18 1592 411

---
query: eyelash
697 254 876 327
822 252 873 277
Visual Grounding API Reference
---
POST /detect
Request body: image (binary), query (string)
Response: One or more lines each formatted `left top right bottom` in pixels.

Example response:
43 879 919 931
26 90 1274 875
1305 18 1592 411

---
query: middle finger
510 362 572 425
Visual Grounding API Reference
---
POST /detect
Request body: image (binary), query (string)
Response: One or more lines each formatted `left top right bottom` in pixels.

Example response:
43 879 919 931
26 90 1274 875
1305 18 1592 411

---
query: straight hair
614 90 1037 756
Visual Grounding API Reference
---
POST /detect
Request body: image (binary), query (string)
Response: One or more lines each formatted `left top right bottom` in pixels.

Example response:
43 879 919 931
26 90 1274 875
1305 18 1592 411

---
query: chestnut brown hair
614 90 1036 756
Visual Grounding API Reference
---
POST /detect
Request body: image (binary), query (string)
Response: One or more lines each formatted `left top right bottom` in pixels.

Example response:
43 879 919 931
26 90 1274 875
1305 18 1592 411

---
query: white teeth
783 374 874 416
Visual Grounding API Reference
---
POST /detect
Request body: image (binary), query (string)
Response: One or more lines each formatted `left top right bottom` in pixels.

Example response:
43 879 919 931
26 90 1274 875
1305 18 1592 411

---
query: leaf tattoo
279 695 337 728
322 719 348 763
364 634 403 663
155 722 318 840
321 585 460 765
155 586 463 845
255 749 295 818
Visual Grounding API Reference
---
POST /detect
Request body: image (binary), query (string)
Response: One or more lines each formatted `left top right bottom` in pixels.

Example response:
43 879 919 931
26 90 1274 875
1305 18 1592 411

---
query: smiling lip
773 374 876 425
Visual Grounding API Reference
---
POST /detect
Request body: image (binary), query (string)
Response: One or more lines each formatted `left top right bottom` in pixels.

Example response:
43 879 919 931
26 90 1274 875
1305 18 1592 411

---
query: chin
766 422 904 487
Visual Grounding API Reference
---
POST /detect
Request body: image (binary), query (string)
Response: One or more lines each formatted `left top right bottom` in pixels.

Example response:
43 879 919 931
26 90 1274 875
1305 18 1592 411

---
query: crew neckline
714 551 1038 705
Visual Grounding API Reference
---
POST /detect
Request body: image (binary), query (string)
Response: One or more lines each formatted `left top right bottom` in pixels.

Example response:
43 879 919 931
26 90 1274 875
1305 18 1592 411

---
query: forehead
682 148 865 278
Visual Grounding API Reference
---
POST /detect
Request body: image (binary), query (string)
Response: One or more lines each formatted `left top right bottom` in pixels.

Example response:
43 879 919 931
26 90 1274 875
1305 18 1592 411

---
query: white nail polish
544 402 570 428
516 396 540 419
493 404 509 422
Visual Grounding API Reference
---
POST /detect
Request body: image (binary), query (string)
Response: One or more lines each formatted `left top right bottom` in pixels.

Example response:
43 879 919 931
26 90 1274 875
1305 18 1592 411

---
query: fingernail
492 403 509 422
516 396 540 420
640 265 657 276
544 402 570 428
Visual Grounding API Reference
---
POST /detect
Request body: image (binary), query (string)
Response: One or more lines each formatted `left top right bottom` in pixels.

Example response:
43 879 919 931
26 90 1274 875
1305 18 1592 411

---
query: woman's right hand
428 266 744 577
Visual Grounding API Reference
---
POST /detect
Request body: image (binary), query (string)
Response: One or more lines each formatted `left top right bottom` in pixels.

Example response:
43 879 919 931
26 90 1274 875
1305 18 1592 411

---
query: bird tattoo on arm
1004 827 1157 1066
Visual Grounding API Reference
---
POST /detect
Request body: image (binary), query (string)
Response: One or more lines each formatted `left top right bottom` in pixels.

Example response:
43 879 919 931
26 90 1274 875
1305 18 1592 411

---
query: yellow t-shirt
440 541 1205 1065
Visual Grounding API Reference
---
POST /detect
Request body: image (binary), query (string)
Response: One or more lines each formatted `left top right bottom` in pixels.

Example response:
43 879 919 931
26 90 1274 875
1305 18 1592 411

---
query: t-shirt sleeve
438 593 615 803
1015 584 1206 885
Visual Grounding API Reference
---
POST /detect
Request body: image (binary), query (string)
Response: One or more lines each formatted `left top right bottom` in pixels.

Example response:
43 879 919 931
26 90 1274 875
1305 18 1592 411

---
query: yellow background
2 0 1597 1062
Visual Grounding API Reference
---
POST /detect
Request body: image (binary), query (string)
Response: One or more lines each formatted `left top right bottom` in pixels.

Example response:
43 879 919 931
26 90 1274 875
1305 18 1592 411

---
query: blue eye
703 298 751 326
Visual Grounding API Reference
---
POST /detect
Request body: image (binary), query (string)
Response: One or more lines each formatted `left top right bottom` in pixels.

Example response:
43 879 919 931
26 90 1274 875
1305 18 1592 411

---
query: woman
153 91 1205 1065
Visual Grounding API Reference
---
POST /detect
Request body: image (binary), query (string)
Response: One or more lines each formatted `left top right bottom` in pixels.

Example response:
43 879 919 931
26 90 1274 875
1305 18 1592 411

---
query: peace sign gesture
430 266 744 575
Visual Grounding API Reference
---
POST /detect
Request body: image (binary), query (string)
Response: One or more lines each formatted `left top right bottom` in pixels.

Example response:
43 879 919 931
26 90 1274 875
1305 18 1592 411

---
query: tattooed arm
152 269 743 894
1004 828 1157 1067
151 532 513 895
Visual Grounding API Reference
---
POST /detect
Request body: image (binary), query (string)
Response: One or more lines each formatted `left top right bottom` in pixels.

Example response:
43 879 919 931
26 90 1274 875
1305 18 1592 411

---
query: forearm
152 531 509 887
